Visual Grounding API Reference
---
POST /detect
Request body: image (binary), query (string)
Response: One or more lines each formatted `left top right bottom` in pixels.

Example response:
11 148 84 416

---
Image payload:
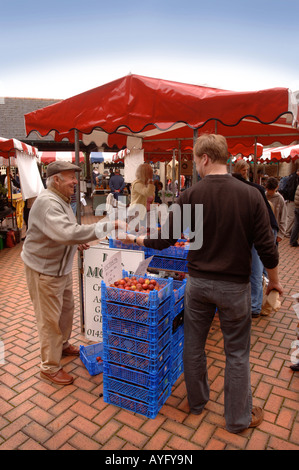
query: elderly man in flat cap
22 161 126 385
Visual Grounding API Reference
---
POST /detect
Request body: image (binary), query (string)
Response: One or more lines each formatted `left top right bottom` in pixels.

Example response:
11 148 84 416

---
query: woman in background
129 163 155 232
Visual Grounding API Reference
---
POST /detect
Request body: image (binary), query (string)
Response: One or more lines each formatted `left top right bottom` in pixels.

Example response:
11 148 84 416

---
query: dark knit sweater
143 174 279 283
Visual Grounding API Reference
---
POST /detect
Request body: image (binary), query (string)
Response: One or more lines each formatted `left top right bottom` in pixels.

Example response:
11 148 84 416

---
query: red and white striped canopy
38 151 85 164
0 137 38 158
260 144 299 162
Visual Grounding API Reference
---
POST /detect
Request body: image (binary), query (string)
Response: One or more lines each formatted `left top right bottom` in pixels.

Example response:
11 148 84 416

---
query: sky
0 0 299 99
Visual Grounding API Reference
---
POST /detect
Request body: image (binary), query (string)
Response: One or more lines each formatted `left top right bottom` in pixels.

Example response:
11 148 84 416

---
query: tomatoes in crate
112 276 161 293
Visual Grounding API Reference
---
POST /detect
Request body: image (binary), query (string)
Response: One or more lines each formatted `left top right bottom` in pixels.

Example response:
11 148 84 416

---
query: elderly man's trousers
24 265 74 373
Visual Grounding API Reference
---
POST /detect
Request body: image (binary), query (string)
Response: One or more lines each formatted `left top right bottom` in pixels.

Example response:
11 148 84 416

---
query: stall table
92 190 110 213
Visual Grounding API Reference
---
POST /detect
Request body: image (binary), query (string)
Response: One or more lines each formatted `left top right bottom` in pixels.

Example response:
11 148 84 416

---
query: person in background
265 177 287 243
232 159 279 318
283 166 299 237
153 169 160 182
128 163 155 231
70 185 77 215
120 134 282 434
21 161 126 386
109 168 126 201
92 167 101 188
102 170 110 189
154 181 164 204
289 184 299 247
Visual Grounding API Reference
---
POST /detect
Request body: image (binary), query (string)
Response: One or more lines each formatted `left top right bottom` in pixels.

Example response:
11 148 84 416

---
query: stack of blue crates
170 279 186 385
101 271 174 418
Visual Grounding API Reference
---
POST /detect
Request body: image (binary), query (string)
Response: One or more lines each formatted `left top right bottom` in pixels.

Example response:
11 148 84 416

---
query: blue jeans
70 201 77 216
290 208 299 245
183 276 252 433
250 245 264 315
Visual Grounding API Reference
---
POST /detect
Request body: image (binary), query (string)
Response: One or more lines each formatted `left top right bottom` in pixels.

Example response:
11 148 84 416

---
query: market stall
23 74 299 417
0 137 42 238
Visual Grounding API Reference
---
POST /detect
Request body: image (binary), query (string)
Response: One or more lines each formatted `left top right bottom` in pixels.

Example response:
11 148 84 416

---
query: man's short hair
194 134 228 164
266 177 279 190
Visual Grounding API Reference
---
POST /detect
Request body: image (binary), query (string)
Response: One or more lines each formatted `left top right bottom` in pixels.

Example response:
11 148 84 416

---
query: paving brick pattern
0 204 298 450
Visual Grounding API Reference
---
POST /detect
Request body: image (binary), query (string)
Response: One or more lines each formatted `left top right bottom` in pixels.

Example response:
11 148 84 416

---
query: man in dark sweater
109 168 126 201
232 159 279 317
122 134 282 434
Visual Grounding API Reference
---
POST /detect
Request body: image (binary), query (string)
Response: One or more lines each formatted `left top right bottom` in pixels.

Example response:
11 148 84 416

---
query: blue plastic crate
101 273 173 309
103 327 172 359
171 362 184 385
109 237 146 252
103 371 171 405
173 297 184 318
101 296 171 326
146 239 189 259
172 324 184 350
103 356 172 389
103 382 171 418
172 279 187 303
79 343 104 376
172 349 184 372
103 342 171 374
148 257 188 273
102 313 171 343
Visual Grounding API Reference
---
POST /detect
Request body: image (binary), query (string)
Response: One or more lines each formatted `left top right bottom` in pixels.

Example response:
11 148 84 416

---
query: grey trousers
183 276 252 433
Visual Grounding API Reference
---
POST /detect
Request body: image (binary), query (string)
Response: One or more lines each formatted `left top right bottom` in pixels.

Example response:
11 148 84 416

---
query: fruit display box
103 341 171 374
102 312 171 343
172 362 184 385
148 256 188 273
171 324 184 385
146 239 190 260
101 272 173 309
103 356 172 389
108 237 146 253
172 324 184 351
79 343 104 376
172 278 187 303
101 296 172 326
103 381 172 419
103 326 171 360
104 370 171 405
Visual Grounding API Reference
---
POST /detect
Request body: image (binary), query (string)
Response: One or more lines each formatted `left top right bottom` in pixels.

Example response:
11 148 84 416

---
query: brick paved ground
0 202 298 451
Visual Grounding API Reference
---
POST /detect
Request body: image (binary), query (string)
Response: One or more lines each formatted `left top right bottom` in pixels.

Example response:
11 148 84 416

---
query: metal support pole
192 129 198 185
178 141 181 194
172 149 176 203
253 137 258 183
75 130 85 333
74 130 81 224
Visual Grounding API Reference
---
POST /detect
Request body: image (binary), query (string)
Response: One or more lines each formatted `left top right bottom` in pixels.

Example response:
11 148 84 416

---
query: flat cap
46 161 82 178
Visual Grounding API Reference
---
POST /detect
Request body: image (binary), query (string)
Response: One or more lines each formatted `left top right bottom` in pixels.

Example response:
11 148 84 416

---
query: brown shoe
248 407 264 428
62 344 80 356
40 368 74 385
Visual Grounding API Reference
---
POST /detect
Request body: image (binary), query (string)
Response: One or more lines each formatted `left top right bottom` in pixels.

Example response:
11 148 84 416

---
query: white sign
83 245 145 342
102 251 122 286
134 255 154 277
